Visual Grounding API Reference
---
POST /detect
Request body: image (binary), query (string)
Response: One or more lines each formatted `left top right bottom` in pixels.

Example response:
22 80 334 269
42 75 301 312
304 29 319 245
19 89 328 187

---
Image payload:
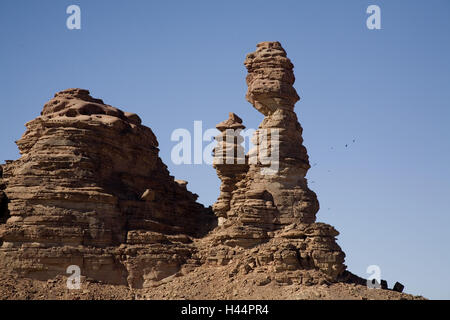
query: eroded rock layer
0 89 215 287
210 42 346 280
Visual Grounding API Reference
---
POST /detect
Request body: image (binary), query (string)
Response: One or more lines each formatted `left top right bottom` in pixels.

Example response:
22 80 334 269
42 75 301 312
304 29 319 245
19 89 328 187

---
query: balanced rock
212 112 248 225
210 42 346 280
0 88 215 287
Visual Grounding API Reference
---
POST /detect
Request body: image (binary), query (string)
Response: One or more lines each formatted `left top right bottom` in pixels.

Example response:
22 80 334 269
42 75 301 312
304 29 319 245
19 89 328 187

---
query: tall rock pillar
210 42 345 280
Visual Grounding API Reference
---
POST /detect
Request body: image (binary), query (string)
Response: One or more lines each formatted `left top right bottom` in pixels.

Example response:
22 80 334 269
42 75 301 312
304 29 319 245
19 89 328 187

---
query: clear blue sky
1 0 449 299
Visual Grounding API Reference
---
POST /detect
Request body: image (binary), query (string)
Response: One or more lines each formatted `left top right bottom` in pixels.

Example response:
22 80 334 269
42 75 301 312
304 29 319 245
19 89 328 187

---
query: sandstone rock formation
210 41 346 280
0 88 215 287
212 113 248 225
0 43 383 295
0 191 8 225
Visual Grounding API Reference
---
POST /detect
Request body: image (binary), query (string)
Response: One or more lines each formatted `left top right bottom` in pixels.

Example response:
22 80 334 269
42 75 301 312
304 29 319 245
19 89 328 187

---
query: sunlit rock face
0 88 215 287
210 42 345 279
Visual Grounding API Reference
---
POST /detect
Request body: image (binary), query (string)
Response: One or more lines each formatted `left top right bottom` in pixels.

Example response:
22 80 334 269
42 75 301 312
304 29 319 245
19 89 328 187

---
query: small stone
256 277 271 286
393 282 404 293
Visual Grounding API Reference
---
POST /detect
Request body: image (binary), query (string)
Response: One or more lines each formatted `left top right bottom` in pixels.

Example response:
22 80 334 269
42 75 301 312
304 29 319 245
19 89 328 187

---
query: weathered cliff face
0 165 8 225
210 42 346 280
0 88 215 287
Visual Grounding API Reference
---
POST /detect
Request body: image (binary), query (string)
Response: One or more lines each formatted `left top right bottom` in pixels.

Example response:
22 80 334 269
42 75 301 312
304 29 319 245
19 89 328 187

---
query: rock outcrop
0 88 215 287
1 42 350 290
210 42 346 280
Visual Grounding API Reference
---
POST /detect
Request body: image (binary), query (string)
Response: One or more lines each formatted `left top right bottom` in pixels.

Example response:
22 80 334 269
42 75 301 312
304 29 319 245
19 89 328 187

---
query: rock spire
210 42 346 279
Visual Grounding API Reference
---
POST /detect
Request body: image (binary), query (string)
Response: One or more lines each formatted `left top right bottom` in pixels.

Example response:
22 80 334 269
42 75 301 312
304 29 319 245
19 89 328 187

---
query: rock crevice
0 88 215 287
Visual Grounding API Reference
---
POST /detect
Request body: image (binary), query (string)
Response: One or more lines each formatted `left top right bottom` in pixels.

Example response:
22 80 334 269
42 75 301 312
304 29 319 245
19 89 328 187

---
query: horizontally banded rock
0 88 215 287
212 113 248 225
0 43 348 289
210 42 346 280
